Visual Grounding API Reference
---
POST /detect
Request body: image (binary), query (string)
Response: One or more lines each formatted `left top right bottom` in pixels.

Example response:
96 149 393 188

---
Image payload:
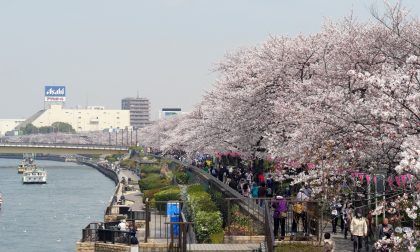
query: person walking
272 195 288 240
330 198 343 234
323 232 335 252
242 183 251 197
350 209 367 252
258 182 268 207
377 218 393 240
343 202 354 240
292 188 309 237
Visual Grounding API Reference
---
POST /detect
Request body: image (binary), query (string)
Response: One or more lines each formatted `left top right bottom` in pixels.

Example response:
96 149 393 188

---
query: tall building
18 104 130 132
121 97 150 128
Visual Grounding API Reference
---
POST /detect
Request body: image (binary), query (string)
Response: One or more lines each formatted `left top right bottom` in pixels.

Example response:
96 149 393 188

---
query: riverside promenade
115 167 143 211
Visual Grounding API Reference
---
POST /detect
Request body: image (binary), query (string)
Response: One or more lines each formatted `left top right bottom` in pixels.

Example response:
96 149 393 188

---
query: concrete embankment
79 161 119 185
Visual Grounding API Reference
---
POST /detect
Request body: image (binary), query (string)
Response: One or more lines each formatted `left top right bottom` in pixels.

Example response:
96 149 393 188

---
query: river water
0 158 116 252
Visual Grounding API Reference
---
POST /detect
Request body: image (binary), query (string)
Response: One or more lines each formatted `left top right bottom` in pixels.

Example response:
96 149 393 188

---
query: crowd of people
191 154 398 252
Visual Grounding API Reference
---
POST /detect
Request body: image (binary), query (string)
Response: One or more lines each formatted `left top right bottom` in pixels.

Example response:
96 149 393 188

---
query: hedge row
153 186 181 211
187 184 223 243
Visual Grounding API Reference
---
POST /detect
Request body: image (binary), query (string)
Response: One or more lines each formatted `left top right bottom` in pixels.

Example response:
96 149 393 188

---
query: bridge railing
0 142 128 150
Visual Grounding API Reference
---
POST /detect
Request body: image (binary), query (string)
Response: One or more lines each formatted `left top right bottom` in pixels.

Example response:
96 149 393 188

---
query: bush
188 191 219 213
186 184 223 243
143 188 161 201
194 211 223 243
187 184 206 194
174 171 189 184
141 164 161 174
139 173 169 190
120 159 136 169
153 186 181 211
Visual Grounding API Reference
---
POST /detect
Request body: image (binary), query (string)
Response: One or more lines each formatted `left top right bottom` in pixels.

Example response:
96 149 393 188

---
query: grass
275 243 323 252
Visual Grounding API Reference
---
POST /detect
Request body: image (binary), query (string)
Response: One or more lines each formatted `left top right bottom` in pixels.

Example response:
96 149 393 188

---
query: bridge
0 143 129 155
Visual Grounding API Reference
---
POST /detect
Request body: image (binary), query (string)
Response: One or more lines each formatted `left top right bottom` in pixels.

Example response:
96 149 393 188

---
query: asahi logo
45 86 65 96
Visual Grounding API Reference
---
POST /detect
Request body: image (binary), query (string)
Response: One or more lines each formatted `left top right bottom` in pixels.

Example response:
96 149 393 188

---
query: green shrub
120 159 136 169
139 173 169 190
186 184 223 243
187 184 206 194
209 231 224 244
194 211 223 243
174 171 189 184
141 164 161 174
188 191 218 213
154 186 181 211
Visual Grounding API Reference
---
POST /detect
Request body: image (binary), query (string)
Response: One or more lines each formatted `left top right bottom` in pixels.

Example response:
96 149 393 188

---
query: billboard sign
44 86 66 102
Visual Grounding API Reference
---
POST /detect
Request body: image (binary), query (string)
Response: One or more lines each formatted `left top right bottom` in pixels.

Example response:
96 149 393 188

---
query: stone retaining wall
224 235 265 244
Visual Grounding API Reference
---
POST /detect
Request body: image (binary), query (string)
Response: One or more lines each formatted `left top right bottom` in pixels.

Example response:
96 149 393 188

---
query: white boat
0 193 3 209
22 167 47 184
17 157 36 174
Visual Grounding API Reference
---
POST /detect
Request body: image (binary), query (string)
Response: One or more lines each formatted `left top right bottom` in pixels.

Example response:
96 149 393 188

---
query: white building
20 105 130 132
0 119 25 136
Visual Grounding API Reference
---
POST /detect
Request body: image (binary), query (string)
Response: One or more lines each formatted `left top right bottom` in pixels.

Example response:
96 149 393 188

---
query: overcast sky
0 0 419 120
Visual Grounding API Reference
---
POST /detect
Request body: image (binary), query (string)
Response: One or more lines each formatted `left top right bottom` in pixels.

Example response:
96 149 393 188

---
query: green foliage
174 171 189 184
194 211 223 243
51 122 76 133
120 159 137 169
187 184 206 194
20 122 76 135
139 173 170 190
209 231 224 244
105 154 122 163
189 191 218 213
187 184 223 243
153 186 181 211
141 164 161 174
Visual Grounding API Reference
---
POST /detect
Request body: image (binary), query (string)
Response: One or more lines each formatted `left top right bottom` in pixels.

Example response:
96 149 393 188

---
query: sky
0 0 419 120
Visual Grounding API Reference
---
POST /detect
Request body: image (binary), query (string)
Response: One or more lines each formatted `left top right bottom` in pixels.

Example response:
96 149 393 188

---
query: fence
81 222 134 245
144 199 194 251
221 197 320 239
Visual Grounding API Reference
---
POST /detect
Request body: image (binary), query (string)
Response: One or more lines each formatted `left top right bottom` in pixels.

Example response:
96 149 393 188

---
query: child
324 232 335 252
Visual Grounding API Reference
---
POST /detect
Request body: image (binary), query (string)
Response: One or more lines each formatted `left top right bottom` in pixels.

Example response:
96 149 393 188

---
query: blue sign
45 86 66 97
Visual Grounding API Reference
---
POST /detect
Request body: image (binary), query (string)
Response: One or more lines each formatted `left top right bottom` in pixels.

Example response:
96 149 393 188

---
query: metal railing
222 197 320 240
81 222 134 245
0 142 128 150
264 200 275 252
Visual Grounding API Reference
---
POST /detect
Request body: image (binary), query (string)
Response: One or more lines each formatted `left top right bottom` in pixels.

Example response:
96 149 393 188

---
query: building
158 108 183 119
121 97 150 128
18 104 130 132
0 119 25 136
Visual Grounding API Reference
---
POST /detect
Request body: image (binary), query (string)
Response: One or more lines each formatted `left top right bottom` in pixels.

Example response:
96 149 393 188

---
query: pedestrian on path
343 202 354 240
323 232 335 252
350 209 367 252
377 218 393 240
272 195 288 240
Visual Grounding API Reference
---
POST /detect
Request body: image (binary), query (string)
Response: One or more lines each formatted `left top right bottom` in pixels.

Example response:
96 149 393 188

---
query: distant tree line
20 122 76 135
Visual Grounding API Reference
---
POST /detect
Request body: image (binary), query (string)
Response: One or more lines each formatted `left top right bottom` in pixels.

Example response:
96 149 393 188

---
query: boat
22 167 47 184
17 156 35 174
0 193 3 209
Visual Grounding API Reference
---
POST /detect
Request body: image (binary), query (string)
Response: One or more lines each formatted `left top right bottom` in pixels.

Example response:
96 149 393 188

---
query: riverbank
0 158 116 252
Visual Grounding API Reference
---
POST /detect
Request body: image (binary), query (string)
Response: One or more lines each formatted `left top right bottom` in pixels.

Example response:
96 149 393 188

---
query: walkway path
117 168 143 211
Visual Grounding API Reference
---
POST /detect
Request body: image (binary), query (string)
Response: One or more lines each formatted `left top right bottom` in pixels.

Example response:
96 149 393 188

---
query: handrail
264 200 275 252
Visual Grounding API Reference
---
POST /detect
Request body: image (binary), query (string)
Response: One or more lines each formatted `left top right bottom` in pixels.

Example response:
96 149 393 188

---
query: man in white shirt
118 219 127 231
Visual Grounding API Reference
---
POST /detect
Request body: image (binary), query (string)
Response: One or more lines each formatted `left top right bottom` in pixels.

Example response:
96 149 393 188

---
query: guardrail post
145 198 149 243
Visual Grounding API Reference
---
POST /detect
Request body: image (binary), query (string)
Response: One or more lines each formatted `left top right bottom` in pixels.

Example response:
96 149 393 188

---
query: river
0 158 116 252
